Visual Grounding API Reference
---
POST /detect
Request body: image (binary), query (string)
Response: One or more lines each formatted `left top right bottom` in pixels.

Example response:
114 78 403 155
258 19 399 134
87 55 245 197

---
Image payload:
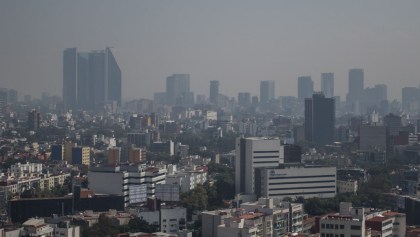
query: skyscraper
238 92 251 107
8 89 18 105
106 48 122 107
347 69 364 104
62 47 121 111
298 76 314 101
63 48 77 111
402 87 420 112
209 80 219 105
28 109 41 131
305 93 335 146
0 89 7 123
321 73 334 98
260 80 275 107
166 74 192 107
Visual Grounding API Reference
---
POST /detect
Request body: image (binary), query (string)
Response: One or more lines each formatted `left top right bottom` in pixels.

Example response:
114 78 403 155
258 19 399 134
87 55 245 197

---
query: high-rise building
62 47 121 111
209 80 219 105
260 80 275 107
359 124 387 151
106 48 122 107
384 113 402 137
71 147 90 166
63 48 78 111
0 89 8 121
108 147 121 166
298 76 314 101
235 137 284 195
8 89 18 105
238 92 251 107
50 144 64 161
28 109 41 131
321 73 334 98
402 87 420 112
304 93 335 145
347 68 364 104
166 74 193 107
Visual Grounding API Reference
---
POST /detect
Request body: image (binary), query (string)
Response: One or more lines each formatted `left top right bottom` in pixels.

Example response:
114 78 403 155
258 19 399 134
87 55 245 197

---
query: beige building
64 142 76 164
337 180 358 194
128 147 146 164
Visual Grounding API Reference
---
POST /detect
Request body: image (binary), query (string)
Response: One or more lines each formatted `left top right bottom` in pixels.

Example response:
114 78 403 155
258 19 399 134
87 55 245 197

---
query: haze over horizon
1 1 420 101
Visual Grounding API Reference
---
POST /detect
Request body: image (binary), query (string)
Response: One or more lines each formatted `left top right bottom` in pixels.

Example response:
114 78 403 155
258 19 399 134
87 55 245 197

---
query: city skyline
1 1 420 101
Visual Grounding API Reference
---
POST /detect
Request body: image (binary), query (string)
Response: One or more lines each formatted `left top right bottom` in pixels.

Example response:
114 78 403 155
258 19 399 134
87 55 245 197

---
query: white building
205 111 217 121
366 216 393 237
257 165 336 200
240 198 292 236
202 210 233 237
22 218 54 237
235 137 284 195
165 165 207 193
202 198 304 237
382 211 406 237
217 212 269 237
129 206 186 235
47 219 80 237
88 165 167 206
10 162 43 177
160 207 187 234
320 203 367 237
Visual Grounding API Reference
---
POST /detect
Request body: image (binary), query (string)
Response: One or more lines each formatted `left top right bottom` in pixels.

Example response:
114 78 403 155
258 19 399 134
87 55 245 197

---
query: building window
351 225 361 230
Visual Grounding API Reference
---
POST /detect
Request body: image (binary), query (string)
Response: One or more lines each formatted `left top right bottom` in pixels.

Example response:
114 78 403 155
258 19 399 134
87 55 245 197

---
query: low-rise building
319 203 367 237
382 211 406 237
165 165 207 193
88 165 167 206
366 216 393 237
202 198 304 237
337 179 358 194
160 207 187 234
256 165 336 200
22 218 54 237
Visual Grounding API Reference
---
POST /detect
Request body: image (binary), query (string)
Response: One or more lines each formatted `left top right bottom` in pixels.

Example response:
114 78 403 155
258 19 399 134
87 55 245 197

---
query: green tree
181 184 209 218
128 217 158 233
86 213 119 237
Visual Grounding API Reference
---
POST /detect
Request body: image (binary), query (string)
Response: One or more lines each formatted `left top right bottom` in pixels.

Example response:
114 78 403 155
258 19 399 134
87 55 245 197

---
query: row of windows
321 224 344 229
253 156 280 159
383 220 393 227
269 180 335 185
253 161 280 164
269 185 336 191
253 150 279 153
321 234 360 237
321 234 344 237
269 191 336 196
269 174 335 180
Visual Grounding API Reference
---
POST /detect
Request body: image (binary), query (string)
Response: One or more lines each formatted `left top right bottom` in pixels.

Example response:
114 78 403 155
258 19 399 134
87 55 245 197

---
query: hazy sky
1 1 420 101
